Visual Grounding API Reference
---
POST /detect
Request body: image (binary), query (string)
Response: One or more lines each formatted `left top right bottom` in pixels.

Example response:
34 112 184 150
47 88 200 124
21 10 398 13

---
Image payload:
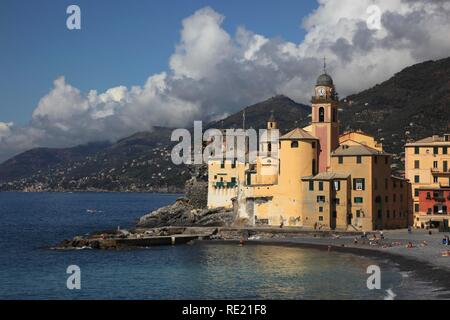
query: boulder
137 198 235 228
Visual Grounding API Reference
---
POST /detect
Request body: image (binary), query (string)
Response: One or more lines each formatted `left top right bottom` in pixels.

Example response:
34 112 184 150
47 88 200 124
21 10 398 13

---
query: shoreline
197 234 450 299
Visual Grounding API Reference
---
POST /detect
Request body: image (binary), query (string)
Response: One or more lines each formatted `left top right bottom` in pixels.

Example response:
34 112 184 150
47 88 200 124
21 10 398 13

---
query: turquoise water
0 192 415 299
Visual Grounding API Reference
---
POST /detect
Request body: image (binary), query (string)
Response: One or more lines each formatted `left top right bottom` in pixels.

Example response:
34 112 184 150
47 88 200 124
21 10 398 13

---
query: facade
207 70 412 231
405 135 450 228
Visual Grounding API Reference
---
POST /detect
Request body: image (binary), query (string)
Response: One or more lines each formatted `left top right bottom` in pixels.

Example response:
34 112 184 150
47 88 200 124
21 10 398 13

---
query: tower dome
316 73 333 86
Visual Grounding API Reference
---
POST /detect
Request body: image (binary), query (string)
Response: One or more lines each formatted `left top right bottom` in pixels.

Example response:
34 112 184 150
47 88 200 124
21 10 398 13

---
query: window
444 161 448 172
385 196 389 203
433 161 438 169
414 160 420 169
356 156 362 164
317 196 326 203
393 210 396 218
338 156 343 164
220 161 225 169
353 178 365 191
319 107 325 122
231 160 236 169
356 210 361 218
311 142 316 149
414 147 420 154
291 141 299 148
267 143 272 152
414 175 420 183
319 216 323 221
318 181 324 191
377 210 382 219
231 177 236 183
433 147 439 155
312 159 316 176
319 207 323 212
444 147 448 155
309 180 314 191
387 210 390 218
433 176 438 183
414 189 419 197
354 197 363 204
333 180 340 191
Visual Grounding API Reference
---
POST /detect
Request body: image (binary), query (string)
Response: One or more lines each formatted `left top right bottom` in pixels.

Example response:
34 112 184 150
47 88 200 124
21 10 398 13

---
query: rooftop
280 128 318 141
302 172 350 181
332 144 389 156
405 134 450 146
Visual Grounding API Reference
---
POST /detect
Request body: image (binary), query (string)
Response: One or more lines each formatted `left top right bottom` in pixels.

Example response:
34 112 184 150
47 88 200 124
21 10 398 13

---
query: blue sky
0 0 448 162
0 0 317 125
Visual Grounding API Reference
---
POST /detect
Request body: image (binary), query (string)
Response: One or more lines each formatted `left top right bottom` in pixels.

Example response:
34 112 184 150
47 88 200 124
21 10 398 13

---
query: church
207 67 412 231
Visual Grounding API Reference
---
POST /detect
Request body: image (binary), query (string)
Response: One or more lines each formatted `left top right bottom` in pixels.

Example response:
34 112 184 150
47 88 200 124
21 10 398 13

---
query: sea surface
0 192 434 299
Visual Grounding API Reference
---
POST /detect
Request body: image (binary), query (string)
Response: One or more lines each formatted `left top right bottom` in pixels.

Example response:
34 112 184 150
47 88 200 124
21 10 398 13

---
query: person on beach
443 235 449 245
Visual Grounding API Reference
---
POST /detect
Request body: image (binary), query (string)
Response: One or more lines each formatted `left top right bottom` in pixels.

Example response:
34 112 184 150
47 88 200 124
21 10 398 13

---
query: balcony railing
214 181 237 188
434 196 446 202
431 168 450 175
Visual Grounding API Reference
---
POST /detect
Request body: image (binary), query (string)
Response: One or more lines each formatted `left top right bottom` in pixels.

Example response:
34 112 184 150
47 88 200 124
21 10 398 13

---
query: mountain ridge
1 57 449 191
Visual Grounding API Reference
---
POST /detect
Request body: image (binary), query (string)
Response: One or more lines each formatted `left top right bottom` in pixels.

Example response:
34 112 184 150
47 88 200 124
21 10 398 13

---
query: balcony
214 181 237 188
226 181 237 188
214 182 225 188
311 96 336 104
431 168 450 176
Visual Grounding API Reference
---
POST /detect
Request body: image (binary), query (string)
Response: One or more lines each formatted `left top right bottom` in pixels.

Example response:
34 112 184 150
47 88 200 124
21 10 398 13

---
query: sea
0 192 438 300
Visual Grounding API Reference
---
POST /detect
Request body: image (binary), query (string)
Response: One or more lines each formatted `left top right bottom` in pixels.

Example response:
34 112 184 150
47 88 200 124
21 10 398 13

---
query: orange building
405 134 450 228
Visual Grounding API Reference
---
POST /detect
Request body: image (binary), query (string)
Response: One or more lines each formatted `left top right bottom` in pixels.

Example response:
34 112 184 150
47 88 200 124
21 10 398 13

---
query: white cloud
1 0 449 162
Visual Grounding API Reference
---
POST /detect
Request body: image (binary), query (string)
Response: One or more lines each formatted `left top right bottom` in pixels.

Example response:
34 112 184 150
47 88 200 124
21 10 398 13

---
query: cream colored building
405 134 450 228
207 70 412 231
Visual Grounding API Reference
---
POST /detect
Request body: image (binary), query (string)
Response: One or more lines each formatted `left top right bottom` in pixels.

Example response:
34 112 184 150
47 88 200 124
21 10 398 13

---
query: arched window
319 107 325 122
291 141 299 148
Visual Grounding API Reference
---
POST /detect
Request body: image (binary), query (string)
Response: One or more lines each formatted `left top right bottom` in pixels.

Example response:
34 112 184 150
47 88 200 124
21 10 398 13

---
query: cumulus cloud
1 0 449 162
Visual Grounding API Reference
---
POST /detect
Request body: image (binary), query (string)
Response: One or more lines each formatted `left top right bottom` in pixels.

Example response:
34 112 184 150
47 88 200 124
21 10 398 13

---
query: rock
136 198 235 228
185 177 208 209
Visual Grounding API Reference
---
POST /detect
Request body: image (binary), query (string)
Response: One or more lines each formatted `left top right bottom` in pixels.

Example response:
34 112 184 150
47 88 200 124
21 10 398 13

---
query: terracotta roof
332 144 389 156
280 128 318 140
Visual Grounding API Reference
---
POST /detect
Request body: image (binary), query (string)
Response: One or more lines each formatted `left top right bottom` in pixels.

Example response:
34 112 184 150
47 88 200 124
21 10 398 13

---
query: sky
0 0 317 124
0 0 449 162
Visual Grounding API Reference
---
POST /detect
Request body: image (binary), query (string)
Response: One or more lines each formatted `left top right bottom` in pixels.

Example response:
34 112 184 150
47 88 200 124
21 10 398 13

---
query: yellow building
207 70 412 231
405 134 450 228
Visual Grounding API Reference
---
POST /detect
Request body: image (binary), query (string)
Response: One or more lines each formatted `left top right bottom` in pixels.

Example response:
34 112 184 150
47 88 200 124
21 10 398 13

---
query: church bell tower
311 59 339 172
